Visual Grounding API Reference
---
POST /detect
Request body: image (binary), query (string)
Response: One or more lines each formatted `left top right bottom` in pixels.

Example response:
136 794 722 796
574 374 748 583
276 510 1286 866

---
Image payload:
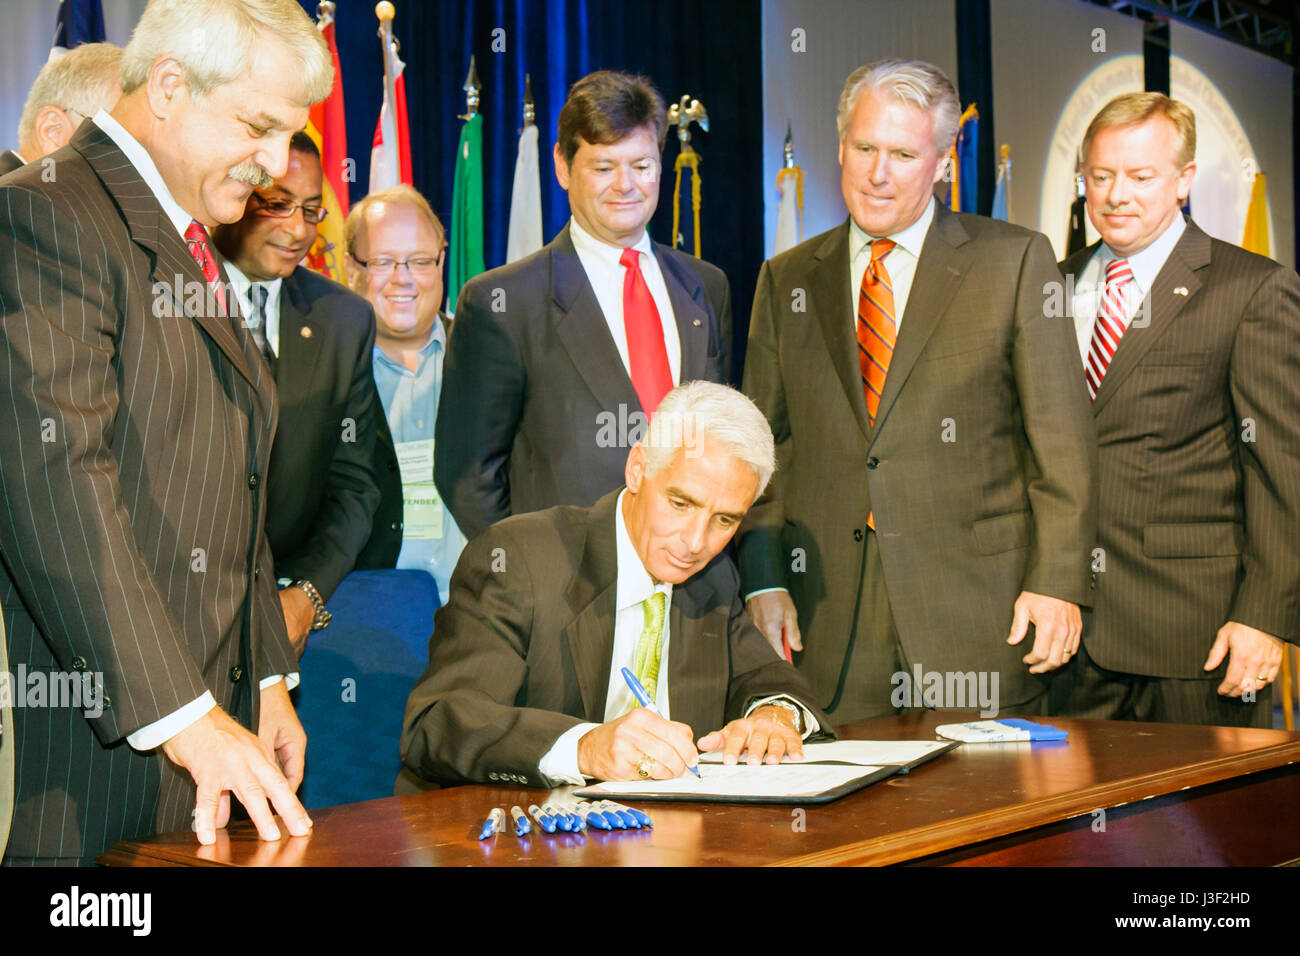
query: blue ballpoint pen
620 667 701 778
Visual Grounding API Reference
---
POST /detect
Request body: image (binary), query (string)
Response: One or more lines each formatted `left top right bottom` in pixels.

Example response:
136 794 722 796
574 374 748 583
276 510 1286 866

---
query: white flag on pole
506 124 543 263
773 171 799 255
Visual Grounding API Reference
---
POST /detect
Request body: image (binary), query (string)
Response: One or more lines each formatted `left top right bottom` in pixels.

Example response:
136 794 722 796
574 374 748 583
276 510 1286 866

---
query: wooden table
99 712 1300 866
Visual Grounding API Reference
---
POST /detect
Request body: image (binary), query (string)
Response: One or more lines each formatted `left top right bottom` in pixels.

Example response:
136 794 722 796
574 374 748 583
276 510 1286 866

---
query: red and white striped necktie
1084 257 1134 401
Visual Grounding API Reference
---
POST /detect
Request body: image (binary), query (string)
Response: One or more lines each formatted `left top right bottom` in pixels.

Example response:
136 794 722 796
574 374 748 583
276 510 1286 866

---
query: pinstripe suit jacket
739 207 1097 712
0 121 295 861
1061 221 1300 678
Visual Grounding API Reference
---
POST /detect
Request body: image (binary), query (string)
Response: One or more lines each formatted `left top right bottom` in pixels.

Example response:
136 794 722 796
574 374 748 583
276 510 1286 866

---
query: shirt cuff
745 694 819 740
260 673 300 691
743 586 789 602
538 722 601 786
126 691 218 751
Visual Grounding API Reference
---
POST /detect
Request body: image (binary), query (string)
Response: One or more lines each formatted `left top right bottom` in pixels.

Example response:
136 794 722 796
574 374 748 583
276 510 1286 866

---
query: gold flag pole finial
522 73 535 128
463 55 481 120
668 95 708 256
317 0 336 27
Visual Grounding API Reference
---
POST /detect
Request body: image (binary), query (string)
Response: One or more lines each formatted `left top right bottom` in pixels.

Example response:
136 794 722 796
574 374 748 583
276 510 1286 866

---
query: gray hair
120 0 332 104
837 59 962 153
16 42 123 147
642 382 776 496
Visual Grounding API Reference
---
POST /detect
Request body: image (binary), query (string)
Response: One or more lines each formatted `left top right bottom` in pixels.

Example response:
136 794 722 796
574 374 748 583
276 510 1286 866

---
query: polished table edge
770 740 1300 866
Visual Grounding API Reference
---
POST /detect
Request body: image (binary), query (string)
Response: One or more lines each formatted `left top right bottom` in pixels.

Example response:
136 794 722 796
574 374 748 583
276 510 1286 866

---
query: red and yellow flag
304 3 350 283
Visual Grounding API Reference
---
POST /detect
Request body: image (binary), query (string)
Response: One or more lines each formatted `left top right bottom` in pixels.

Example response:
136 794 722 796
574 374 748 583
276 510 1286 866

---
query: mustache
228 160 273 188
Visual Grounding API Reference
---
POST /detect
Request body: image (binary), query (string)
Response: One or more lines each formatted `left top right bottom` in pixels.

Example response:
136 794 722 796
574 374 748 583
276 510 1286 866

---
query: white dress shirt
1070 215 1186 367
538 492 818 786
568 217 682 386
848 195 936 331
223 263 283 356
91 109 293 752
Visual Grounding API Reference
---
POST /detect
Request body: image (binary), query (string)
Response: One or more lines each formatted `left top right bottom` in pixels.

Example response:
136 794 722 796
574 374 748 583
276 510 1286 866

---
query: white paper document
697 739 952 767
580 762 879 800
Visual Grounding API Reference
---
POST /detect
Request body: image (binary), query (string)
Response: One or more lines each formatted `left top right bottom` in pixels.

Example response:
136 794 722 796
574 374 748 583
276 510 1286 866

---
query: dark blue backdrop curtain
304 0 763 377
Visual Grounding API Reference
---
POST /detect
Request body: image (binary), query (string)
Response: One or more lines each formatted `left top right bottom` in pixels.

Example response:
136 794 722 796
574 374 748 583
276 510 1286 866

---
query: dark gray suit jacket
400 490 830 787
1060 221 1300 677
740 206 1097 712
434 224 732 541
263 266 382 602
0 122 295 861
0 150 23 176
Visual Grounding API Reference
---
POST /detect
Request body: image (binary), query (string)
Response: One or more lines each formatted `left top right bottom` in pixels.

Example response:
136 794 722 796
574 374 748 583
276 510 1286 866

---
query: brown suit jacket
740 205 1097 712
0 122 295 860
1060 221 1300 677
400 490 830 787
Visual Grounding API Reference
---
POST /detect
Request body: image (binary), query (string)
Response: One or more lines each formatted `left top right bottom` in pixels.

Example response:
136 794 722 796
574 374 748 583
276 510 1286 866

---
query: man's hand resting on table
160 684 313 845
698 705 804 766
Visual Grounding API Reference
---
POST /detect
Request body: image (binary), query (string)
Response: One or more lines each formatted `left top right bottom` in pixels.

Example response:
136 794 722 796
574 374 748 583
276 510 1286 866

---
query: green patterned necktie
631 592 666 704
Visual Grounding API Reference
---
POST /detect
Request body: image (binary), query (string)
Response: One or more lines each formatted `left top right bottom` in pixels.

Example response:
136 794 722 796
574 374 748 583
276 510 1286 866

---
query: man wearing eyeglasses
213 131 384 655
344 185 468 605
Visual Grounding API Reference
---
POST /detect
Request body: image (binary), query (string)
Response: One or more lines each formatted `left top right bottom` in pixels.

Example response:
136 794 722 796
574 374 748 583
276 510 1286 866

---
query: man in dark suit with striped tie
0 0 332 864
1054 93 1300 727
213 131 384 657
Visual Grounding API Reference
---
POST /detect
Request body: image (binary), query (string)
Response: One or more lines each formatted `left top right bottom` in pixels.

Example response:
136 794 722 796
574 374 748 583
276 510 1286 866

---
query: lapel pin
300 326 313 338
1173 287 1188 296
693 319 701 327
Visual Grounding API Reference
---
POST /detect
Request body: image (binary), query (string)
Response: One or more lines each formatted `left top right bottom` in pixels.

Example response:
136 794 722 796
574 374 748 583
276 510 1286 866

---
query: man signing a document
399 383 830 788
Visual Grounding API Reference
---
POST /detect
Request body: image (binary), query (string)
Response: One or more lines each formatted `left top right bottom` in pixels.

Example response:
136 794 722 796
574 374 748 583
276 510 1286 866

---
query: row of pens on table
479 801 652 839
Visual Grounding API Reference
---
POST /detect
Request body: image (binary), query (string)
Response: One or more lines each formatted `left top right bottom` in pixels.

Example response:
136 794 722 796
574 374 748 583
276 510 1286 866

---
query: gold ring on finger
635 754 655 778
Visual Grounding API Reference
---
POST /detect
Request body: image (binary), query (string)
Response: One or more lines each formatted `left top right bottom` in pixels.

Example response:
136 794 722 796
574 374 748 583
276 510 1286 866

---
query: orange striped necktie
857 238 895 532
857 238 896 426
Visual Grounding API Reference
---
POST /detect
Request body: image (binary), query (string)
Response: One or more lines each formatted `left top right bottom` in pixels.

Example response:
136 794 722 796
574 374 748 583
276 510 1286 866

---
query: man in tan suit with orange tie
740 60 1096 723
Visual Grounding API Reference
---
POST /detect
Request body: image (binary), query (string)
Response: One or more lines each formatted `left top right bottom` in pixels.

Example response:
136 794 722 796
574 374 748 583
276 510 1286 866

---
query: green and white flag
448 113 485 315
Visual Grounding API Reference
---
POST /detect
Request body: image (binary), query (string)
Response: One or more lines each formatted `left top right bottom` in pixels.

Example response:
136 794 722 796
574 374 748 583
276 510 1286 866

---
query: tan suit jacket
740 205 1097 711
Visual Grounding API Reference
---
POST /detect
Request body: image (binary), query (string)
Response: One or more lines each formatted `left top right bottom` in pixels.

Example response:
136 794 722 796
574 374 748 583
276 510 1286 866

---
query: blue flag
956 108 979 214
53 0 106 52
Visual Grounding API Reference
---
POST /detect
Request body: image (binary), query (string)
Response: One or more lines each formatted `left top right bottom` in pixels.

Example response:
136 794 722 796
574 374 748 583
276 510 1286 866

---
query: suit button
230 665 243 683
247 473 260 489
387 460 398 472
391 521 402 532
71 656 87 671
253 567 261 580
853 529 864 542
867 456 879 470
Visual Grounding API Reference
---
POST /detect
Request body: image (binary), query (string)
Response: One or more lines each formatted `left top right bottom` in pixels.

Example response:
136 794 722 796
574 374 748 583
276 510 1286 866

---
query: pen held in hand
620 667 701 778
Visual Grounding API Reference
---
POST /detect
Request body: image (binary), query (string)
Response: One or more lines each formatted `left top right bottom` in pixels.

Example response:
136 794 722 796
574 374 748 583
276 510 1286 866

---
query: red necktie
856 238 895 531
1084 258 1134 401
620 247 672 414
183 219 227 314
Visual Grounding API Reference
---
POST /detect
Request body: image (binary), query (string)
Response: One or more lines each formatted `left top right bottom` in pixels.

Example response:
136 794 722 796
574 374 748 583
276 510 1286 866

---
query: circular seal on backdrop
1171 56 1271 252
1038 54 1143 258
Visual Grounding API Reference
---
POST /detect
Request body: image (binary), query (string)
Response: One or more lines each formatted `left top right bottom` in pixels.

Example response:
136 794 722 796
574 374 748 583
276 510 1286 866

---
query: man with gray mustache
0 0 332 864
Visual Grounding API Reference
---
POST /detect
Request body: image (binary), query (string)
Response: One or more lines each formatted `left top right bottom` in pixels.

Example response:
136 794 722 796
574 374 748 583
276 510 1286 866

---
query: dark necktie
249 284 277 374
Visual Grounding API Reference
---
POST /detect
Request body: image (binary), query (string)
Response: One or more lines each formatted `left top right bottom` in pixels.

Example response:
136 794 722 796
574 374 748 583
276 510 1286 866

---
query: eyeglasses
351 250 445 279
250 194 328 223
